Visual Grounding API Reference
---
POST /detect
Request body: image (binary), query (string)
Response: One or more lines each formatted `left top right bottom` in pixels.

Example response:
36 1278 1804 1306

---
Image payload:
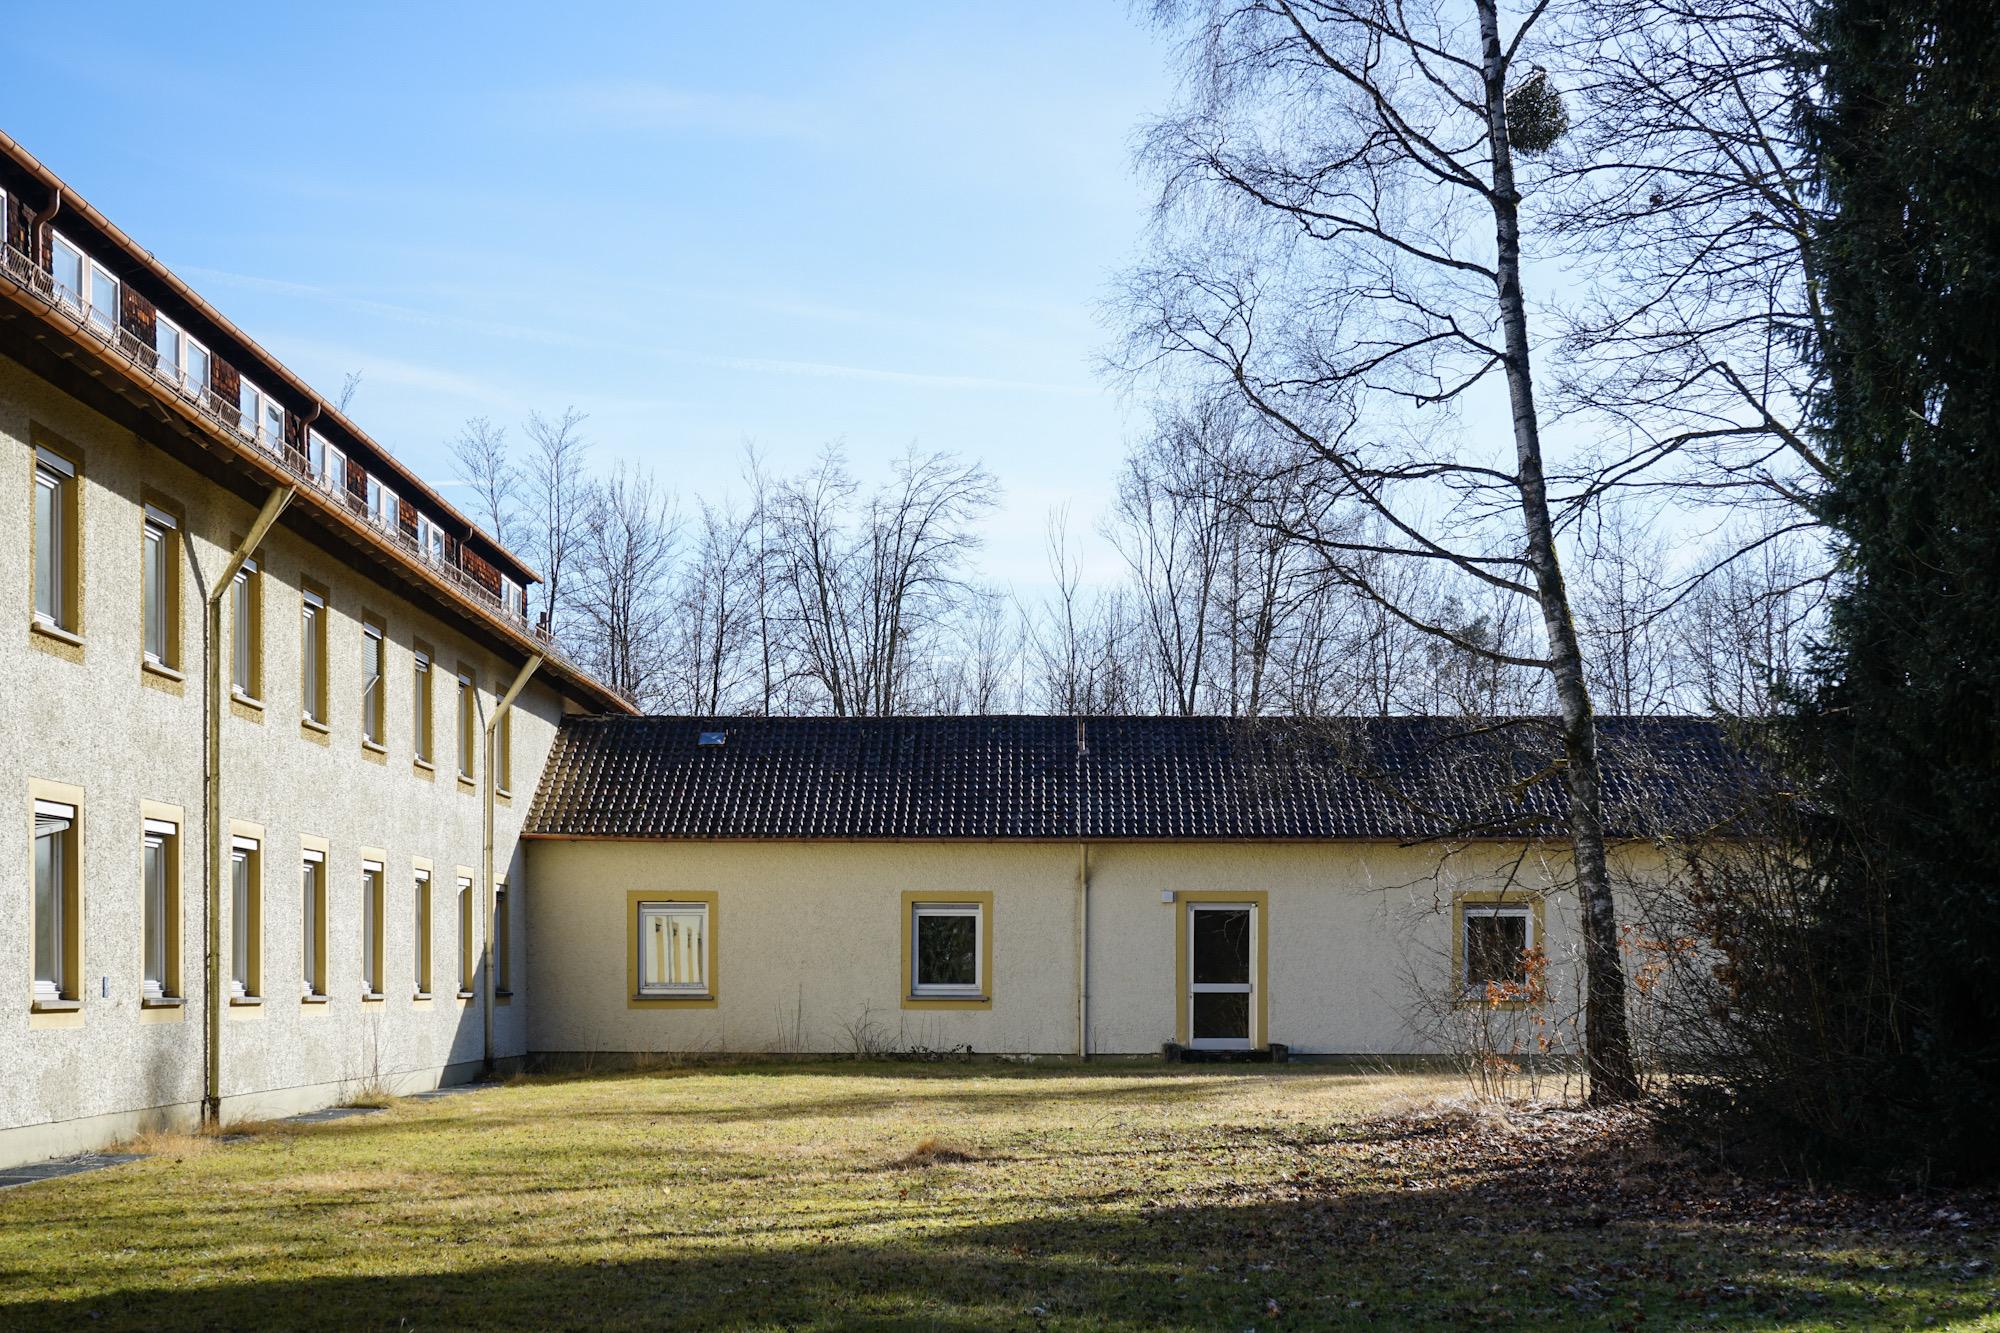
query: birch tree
1123 0 1642 1099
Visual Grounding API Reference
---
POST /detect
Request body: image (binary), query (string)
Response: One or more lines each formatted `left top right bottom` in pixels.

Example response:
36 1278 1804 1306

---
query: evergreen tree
1790 0 2000 1175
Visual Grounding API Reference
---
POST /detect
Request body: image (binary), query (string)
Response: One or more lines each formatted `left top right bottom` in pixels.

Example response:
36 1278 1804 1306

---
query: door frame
1174 891 1268 1049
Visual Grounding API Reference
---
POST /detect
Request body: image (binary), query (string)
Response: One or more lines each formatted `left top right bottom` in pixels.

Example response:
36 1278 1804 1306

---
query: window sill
362 739 387 755
495 988 514 998
31 997 82 1013
301 715 330 734
456 774 476 792
141 995 185 1009
909 993 989 1003
141 658 185 683
412 990 432 1002
495 787 512 800
414 758 435 773
30 619 84 648
231 688 265 710
229 995 263 1007
456 989 475 1000
633 992 715 1003
301 993 329 1005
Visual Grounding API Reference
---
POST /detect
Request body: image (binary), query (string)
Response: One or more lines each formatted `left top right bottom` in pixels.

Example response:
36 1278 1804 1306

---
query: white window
301 590 326 724
230 836 260 1000
326 444 347 495
301 849 325 999
142 504 177 667
153 316 210 398
413 649 433 765
361 621 385 745
457 875 474 994
456 670 476 779
636 901 709 997
413 869 432 996
239 379 282 450
367 476 398 531
361 859 384 997
142 818 178 1001
1462 903 1535 993
51 232 118 332
32 446 74 630
910 902 983 997
417 515 446 564
33 800 76 1003
231 558 259 697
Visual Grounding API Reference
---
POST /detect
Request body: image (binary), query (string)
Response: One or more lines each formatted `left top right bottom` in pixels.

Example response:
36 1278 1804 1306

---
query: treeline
451 400 1819 722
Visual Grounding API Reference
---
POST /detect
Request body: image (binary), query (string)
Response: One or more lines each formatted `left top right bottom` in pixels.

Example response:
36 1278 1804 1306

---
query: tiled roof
524 714 1758 842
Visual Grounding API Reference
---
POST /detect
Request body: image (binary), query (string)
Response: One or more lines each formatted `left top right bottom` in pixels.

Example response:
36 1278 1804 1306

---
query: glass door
1188 903 1255 1050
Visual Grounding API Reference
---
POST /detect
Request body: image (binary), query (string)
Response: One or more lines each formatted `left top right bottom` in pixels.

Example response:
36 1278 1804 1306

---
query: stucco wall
525 837 1642 1057
0 354 564 1166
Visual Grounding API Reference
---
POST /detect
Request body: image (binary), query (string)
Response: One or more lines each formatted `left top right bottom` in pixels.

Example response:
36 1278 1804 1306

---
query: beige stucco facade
525 836 1634 1058
0 357 573 1169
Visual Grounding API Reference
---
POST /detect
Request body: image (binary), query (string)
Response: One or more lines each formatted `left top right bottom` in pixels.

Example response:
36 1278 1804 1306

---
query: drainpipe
204 485 294 1124
29 185 61 263
1077 842 1091 1060
1075 717 1090 1060
482 654 541 1076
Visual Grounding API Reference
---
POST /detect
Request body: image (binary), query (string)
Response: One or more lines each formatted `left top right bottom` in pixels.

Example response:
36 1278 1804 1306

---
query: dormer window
154 316 211 399
51 232 118 333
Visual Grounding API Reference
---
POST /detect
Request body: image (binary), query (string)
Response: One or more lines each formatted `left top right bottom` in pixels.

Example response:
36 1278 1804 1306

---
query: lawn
0 1062 1994 1330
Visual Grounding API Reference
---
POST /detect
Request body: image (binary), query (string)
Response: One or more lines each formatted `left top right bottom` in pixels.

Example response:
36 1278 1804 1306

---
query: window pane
232 573 253 692
1191 908 1251 985
186 341 209 394
232 853 250 992
302 863 320 994
265 402 283 447
415 877 430 990
144 839 166 989
52 237 82 307
363 871 379 991
34 831 61 988
302 604 321 719
641 907 706 990
1192 991 1250 1041
143 526 166 661
1465 912 1529 987
34 472 60 622
915 913 977 988
87 264 117 330
362 631 382 740
156 323 182 379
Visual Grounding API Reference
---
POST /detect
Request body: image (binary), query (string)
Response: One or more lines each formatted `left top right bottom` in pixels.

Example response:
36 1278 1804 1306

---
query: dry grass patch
891 1136 981 1168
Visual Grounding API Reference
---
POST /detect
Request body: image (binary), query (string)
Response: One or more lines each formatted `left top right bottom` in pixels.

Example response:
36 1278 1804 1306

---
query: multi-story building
3 131 1747 1174
0 131 632 1169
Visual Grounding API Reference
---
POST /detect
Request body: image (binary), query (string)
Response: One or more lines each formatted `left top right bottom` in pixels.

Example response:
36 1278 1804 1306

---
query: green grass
0 1062 1993 1330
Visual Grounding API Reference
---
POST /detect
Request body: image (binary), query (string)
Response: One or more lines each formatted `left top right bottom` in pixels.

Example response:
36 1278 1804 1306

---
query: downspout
482 654 542 1075
1075 717 1089 1060
204 485 294 1123
29 185 61 263
1077 842 1090 1060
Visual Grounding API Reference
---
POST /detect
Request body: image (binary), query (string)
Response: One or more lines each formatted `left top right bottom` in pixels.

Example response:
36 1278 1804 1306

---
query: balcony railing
2 240 621 704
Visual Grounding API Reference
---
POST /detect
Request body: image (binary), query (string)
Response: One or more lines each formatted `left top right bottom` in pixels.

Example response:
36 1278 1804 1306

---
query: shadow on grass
4 1156 1989 1331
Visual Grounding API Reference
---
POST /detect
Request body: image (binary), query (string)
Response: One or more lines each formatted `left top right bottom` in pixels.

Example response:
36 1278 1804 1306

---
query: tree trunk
1478 0 1641 1103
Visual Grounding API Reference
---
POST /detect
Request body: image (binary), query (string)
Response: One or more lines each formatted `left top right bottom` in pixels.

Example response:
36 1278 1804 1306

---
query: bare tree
520 407 591 647
1549 0 1828 530
337 370 363 415
1024 509 1146 715
571 463 678 706
668 498 761 714
450 416 519 550
1121 0 1641 1099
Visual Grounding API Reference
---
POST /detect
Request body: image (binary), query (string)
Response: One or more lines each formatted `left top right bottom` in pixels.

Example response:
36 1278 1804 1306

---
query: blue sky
5 3 1174 588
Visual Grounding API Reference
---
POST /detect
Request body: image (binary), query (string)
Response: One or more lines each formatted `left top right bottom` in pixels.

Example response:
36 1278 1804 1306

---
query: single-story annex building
522 714 1744 1059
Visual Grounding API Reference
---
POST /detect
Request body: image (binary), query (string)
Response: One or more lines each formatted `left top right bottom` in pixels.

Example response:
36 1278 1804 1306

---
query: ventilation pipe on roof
204 484 295 1125
482 654 542 1076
